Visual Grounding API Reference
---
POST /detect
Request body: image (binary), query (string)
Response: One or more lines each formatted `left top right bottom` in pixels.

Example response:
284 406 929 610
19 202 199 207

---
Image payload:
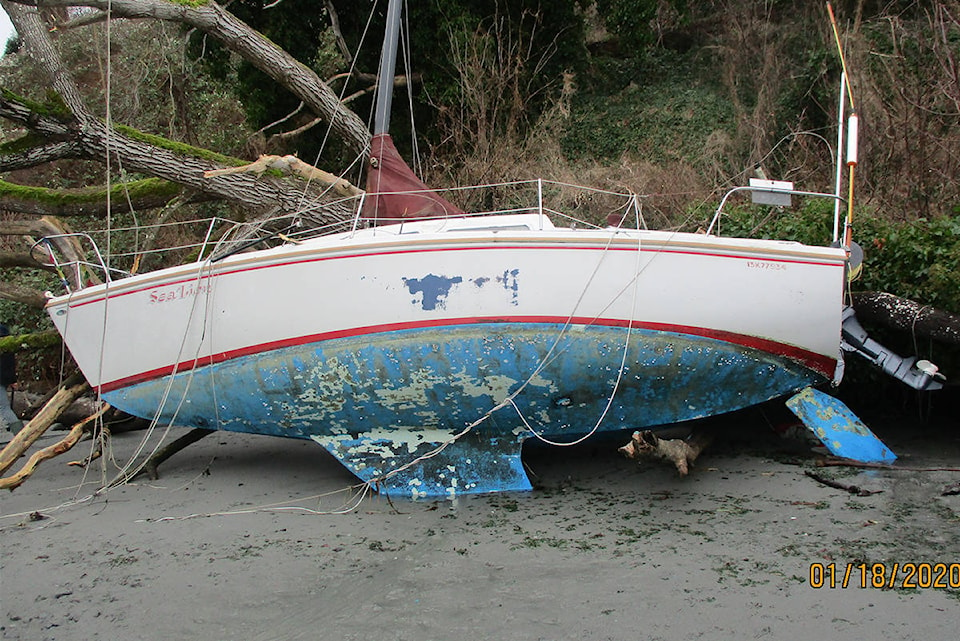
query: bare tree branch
0 281 49 308
7 0 373 154
0 139 82 171
3 2 89 118
58 9 109 30
324 0 353 65
0 250 53 270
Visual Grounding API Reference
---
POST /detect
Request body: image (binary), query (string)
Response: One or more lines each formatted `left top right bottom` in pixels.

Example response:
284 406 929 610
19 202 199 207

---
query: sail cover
363 133 463 222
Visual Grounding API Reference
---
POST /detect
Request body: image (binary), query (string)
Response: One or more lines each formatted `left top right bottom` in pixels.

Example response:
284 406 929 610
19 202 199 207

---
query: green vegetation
562 76 734 168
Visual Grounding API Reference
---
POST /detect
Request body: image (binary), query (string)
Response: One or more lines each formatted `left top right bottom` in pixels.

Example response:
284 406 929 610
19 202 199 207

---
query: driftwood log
137 427 214 480
619 430 714 476
0 403 109 490
0 372 90 477
852 291 960 346
11 390 148 433
804 470 883 497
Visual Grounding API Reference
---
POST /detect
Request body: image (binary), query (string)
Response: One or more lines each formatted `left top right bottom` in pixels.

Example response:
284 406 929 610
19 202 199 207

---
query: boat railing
42 179 837 295
34 216 247 293
707 182 846 243
31 233 131 293
347 178 649 233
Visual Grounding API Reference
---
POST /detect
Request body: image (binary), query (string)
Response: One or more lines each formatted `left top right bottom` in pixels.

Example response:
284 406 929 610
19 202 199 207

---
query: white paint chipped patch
413 410 440 424
311 426 460 458
527 371 558 392
311 433 398 461
275 356 357 420
364 427 460 450
449 371 519 400
373 370 447 408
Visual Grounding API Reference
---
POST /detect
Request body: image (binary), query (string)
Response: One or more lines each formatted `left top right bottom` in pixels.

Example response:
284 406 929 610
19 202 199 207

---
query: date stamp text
809 562 960 589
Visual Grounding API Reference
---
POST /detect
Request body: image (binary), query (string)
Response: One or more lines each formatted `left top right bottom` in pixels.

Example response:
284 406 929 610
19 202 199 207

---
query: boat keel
786 387 896 463
311 429 530 498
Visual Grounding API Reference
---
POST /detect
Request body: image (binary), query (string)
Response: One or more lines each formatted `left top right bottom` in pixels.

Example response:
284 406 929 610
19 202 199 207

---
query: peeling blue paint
104 323 826 497
496 269 520 304
402 274 463 310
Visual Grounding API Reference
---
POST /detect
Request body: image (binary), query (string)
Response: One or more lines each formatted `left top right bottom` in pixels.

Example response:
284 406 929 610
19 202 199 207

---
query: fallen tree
0 0 376 281
852 291 960 347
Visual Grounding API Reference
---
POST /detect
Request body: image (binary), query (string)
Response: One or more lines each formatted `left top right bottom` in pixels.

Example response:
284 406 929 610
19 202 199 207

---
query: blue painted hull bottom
104 324 827 497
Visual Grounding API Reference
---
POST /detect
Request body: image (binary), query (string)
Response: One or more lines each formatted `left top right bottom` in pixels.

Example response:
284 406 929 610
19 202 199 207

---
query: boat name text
149 282 210 304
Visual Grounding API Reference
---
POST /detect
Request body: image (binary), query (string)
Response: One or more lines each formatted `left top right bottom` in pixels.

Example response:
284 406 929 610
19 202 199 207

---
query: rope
516 201 645 447
104 261 218 488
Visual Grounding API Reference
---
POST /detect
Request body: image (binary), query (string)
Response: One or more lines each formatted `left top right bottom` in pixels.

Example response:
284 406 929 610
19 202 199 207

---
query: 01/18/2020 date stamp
809 562 960 589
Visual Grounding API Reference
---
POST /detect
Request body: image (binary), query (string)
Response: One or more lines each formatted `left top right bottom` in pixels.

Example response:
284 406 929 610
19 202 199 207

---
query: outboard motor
840 306 945 391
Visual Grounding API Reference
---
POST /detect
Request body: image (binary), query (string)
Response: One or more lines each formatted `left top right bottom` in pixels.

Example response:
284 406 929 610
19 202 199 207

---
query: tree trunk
0 178 203 218
1 0 365 222
0 91 357 222
852 291 960 346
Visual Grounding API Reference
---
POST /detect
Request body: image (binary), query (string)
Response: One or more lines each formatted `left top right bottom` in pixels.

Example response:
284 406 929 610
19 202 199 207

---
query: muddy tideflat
2 415 958 640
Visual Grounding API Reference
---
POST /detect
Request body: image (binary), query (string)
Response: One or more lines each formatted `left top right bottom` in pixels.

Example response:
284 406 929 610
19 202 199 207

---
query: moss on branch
0 133 49 156
0 178 182 208
0 330 61 353
113 124 246 166
0 88 72 120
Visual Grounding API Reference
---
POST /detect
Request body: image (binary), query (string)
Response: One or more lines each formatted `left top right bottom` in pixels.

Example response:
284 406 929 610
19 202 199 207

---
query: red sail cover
363 133 463 222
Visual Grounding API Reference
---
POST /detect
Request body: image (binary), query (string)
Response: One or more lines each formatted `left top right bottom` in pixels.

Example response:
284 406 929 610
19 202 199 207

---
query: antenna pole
845 113 859 248
833 71 846 244
827 2 855 110
827 2 858 249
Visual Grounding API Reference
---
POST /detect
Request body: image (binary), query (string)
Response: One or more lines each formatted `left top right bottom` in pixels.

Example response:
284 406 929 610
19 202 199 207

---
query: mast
373 0 403 136
363 0 464 221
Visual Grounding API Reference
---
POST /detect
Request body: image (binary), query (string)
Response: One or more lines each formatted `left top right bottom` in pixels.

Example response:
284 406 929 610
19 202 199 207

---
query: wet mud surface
2 409 958 640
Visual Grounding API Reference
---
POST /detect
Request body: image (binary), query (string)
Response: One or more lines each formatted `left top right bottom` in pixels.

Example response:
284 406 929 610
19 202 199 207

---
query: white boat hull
47 215 847 495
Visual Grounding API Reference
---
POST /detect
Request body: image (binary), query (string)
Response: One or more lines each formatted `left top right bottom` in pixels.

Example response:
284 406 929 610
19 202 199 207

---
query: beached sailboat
41 1 941 497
